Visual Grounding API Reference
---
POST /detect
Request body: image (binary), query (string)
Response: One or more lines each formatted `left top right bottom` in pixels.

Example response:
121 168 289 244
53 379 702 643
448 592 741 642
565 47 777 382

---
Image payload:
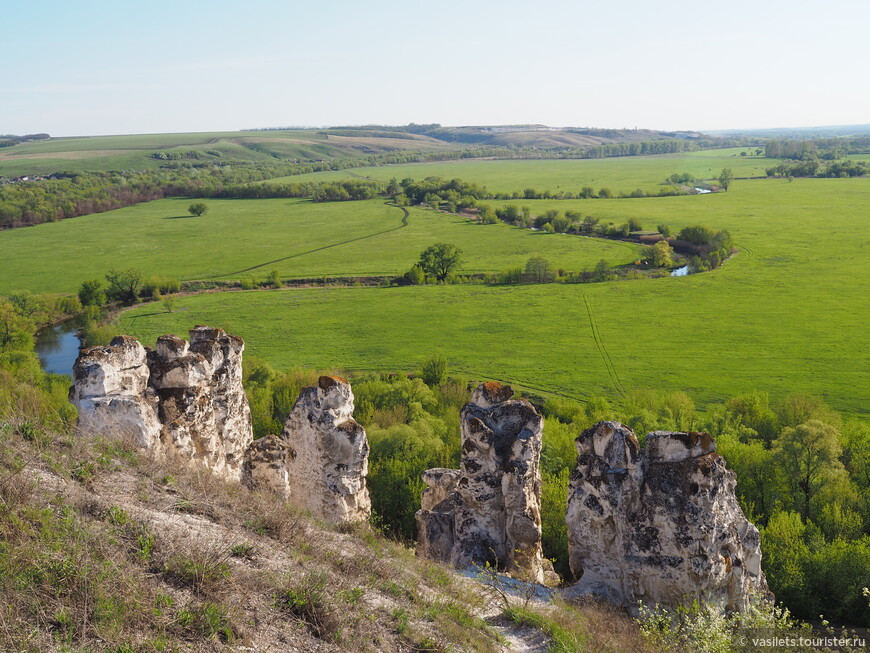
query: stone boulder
416 382 549 583
277 376 371 523
70 326 253 482
566 421 769 612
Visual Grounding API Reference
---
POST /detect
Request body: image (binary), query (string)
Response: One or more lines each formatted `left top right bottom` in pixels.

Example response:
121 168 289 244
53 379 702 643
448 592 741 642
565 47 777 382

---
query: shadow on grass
163 215 199 220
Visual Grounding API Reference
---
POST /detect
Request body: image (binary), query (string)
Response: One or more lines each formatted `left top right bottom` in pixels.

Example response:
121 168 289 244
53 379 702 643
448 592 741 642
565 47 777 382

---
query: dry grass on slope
0 419 657 653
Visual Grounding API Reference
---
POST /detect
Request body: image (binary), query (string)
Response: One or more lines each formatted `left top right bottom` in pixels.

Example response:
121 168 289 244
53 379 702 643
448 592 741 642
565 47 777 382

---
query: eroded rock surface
70 326 253 481
566 421 768 612
277 376 371 523
416 382 549 583
70 336 162 449
243 434 291 497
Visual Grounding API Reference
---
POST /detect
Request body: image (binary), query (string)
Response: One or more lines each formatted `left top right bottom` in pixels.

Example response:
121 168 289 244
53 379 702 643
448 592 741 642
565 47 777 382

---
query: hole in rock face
689 482 699 495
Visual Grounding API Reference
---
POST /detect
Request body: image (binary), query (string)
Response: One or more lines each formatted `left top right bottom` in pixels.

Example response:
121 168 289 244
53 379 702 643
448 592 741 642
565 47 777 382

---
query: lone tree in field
418 243 462 282
188 202 208 217
718 168 734 191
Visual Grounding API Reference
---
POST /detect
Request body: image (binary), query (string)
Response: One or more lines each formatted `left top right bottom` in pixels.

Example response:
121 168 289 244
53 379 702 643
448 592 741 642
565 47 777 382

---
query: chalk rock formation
416 382 548 583
243 434 291 497
70 326 253 481
70 336 162 449
566 421 768 612
277 376 371 523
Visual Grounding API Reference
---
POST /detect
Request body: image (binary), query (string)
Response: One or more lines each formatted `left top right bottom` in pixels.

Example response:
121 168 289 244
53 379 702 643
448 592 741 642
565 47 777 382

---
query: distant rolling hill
0 124 705 176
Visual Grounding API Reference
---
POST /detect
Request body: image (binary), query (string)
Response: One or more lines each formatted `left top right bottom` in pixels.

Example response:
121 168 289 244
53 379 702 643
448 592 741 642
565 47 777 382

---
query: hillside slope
0 420 657 652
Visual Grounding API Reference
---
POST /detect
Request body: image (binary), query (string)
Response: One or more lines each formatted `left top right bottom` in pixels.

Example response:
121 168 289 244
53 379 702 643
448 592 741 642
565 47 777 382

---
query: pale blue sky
3 0 868 136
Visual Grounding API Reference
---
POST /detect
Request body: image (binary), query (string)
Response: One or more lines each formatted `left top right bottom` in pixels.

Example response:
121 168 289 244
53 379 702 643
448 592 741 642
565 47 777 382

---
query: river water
35 320 81 377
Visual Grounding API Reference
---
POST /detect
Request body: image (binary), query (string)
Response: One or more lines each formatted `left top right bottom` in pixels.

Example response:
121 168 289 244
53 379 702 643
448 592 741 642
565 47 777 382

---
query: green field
0 198 636 295
113 176 870 418
6 146 868 418
264 148 773 195
0 129 450 176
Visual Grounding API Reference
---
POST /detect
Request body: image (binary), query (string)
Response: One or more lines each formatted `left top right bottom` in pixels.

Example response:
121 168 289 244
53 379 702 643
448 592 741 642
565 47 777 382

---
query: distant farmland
263 148 770 195
114 176 870 418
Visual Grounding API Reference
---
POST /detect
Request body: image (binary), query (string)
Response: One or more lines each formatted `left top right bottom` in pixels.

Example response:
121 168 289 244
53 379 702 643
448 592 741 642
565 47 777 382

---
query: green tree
188 202 208 217
104 268 142 304
524 257 555 283
775 420 847 520
0 298 34 350
718 168 734 191
593 259 610 281
268 270 282 288
421 355 448 387
646 240 674 267
657 224 672 238
418 243 462 282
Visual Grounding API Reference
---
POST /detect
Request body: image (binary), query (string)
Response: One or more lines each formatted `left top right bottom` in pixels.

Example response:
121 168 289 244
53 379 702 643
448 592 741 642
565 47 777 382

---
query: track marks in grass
583 294 625 396
208 203 409 279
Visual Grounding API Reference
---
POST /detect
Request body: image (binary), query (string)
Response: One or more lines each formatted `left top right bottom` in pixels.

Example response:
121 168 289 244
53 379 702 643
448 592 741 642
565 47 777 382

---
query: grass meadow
114 175 870 418
0 198 636 295
264 148 773 194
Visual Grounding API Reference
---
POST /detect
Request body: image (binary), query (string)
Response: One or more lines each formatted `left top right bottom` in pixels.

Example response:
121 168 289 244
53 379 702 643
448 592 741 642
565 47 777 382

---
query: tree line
765 136 870 161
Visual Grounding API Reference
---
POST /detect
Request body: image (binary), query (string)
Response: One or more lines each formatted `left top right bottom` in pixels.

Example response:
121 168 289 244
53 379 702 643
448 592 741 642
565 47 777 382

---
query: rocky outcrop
273 376 371 523
416 382 550 583
70 335 162 450
566 421 768 612
243 434 291 497
70 326 253 481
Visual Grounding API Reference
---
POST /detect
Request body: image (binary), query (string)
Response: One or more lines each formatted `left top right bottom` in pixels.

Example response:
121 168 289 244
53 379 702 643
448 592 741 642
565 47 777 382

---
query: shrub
403 264 426 286
188 202 208 217
273 574 342 640
524 257 555 283
421 355 448 387
78 279 106 306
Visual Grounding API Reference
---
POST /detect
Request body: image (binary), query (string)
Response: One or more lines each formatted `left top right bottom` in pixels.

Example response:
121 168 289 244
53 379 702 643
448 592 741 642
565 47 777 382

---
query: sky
3 0 869 137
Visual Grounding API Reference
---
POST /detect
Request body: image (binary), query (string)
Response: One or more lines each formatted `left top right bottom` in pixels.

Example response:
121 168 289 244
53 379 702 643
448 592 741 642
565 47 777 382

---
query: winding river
35 320 81 377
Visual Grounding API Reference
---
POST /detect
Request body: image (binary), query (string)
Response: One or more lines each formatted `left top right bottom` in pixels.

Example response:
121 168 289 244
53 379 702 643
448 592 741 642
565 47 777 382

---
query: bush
402 264 426 286
104 268 142 304
140 276 181 298
78 279 106 306
188 202 208 217
421 355 448 387
525 257 555 283
272 573 347 640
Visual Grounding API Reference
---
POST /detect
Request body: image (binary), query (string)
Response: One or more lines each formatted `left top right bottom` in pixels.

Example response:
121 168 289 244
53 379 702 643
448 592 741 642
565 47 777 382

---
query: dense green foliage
765 136 870 160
